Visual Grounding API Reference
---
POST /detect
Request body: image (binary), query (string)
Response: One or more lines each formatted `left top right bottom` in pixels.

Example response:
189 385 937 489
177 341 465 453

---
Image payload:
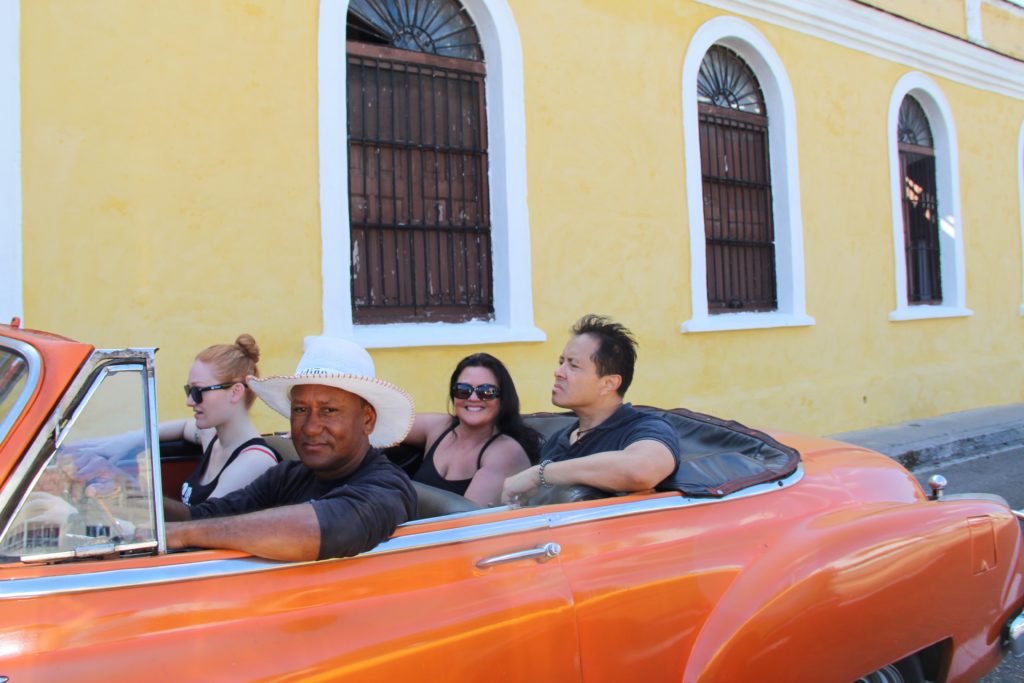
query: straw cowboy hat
248 336 415 448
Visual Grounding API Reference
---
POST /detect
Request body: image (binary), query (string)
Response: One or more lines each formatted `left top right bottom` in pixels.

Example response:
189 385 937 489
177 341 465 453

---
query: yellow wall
20 0 1024 437
983 2 1024 59
861 0 966 37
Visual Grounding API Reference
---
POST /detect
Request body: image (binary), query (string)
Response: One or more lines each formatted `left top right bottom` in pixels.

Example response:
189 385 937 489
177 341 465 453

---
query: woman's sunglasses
184 382 238 404
450 383 501 401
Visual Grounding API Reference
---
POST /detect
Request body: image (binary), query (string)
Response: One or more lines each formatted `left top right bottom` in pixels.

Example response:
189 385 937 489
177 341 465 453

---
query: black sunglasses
450 383 501 401
184 382 238 404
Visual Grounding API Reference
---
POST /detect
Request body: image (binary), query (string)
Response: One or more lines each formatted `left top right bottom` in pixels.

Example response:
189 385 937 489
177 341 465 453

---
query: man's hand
56 448 137 501
165 522 190 550
501 465 540 507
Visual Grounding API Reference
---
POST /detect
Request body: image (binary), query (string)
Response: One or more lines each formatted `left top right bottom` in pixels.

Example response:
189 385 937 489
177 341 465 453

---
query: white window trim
0 3 21 325
1019 120 1024 316
318 0 543 349
680 16 814 334
887 73 972 322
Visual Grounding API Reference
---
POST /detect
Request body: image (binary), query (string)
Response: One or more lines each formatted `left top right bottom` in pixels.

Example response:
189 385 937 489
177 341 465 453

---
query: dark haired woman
407 353 539 506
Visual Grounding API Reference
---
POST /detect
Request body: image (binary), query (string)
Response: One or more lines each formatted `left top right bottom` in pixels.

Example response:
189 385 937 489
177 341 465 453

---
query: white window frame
0 3 20 325
680 16 813 334
887 73 971 321
318 0 543 349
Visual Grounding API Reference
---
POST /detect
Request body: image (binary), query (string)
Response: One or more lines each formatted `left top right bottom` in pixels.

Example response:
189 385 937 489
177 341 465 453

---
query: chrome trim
0 337 43 447
22 541 158 565
0 463 806 599
927 474 947 500
370 515 552 555
139 349 167 554
476 542 561 569
0 556 300 599
1007 611 1024 657
550 466 805 528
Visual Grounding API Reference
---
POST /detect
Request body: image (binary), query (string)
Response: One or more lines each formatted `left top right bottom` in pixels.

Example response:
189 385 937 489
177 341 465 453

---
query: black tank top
181 436 280 506
412 423 501 495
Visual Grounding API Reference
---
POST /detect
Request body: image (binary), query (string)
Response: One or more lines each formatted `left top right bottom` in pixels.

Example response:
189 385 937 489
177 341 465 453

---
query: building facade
2 0 1023 436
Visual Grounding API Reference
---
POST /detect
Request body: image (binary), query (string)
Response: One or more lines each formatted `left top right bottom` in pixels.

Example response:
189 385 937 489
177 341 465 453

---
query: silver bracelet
538 460 553 488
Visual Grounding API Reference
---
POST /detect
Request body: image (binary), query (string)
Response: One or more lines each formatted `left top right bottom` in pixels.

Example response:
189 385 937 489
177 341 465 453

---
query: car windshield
0 349 30 444
0 362 158 562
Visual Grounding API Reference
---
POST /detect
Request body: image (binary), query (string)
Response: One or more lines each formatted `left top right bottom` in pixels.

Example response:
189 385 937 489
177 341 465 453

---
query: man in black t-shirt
501 315 680 505
164 336 417 561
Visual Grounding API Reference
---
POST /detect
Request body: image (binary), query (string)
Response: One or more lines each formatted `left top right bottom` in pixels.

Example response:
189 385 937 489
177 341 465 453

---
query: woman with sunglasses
406 353 539 506
166 334 280 505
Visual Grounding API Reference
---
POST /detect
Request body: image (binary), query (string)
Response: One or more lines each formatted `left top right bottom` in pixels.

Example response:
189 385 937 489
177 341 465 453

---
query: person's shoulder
237 441 281 464
481 435 530 468
358 449 414 480
418 413 454 437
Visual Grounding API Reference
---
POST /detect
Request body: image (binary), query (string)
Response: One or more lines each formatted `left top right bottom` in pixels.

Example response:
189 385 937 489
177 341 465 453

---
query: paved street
911 446 1024 683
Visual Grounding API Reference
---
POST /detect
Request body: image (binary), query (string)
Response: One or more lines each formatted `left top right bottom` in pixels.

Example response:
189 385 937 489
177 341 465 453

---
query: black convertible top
524 406 801 498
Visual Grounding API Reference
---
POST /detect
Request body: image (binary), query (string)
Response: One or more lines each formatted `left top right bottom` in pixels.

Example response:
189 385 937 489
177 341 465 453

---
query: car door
538 486 804 683
0 348 582 682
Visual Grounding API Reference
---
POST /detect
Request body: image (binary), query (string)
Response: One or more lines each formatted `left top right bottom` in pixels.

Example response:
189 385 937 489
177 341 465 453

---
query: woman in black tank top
407 354 539 506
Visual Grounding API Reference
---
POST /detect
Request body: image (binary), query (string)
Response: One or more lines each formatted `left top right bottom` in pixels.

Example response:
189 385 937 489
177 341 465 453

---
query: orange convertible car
1 322 1023 683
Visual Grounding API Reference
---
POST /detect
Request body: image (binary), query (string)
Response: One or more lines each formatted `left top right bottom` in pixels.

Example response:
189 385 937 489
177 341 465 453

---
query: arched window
697 45 775 313
319 0 541 348
681 16 812 333
886 72 968 321
347 0 491 324
897 96 940 304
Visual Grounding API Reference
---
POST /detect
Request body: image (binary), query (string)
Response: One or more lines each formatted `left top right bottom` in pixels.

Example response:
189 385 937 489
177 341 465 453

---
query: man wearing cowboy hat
164 336 417 562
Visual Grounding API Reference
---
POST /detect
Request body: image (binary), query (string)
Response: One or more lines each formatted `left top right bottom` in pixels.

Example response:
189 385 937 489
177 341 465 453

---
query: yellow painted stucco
983 2 1024 59
861 0 967 38
19 0 1024 437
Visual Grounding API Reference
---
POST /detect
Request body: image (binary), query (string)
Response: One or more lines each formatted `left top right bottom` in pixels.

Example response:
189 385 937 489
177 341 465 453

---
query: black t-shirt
189 448 417 560
541 403 682 468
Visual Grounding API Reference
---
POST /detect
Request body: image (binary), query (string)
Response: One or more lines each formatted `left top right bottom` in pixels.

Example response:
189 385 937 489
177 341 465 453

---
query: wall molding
698 0 1024 99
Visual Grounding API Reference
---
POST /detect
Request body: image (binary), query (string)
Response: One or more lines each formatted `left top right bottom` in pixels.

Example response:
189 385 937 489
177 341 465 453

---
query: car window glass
0 366 157 561
0 349 29 443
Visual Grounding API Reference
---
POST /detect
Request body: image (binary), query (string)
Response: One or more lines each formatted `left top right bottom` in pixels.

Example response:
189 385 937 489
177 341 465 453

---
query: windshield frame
0 348 166 563
0 338 42 448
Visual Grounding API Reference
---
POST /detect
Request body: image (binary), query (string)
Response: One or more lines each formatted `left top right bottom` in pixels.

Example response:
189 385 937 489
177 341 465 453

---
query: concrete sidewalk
830 403 1024 471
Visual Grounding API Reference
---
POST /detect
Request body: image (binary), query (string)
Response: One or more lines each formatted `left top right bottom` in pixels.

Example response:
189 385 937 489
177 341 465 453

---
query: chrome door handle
476 542 561 569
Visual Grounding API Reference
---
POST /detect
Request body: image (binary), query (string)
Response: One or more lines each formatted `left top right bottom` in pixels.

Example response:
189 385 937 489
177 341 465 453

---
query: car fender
682 496 1024 683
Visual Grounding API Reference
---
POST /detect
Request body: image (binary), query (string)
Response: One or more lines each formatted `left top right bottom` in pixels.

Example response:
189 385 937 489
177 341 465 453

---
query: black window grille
346 0 492 324
697 46 776 313
897 96 941 305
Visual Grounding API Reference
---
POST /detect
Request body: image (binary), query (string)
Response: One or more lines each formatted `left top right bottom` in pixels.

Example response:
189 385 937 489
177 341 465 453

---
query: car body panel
1 324 1022 682
0 325 92 484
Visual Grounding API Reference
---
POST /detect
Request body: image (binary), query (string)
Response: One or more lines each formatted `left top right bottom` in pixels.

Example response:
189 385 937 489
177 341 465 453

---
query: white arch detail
886 72 970 321
680 16 813 333
318 0 543 348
